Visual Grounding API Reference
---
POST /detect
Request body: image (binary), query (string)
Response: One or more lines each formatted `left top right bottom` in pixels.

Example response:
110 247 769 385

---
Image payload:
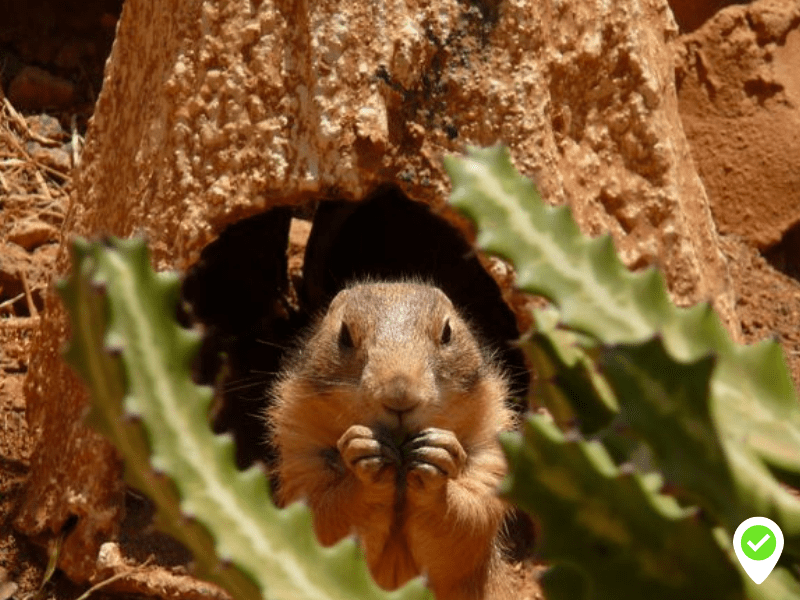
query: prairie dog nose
380 375 423 414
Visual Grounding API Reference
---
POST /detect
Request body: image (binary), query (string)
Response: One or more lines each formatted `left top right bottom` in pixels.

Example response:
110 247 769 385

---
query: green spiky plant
446 146 800 600
59 146 800 600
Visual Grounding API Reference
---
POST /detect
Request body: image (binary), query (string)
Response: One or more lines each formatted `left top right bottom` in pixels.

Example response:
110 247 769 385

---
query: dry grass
1 97 77 191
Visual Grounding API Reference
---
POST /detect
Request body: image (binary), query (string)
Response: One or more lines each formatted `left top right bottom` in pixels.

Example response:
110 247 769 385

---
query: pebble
26 114 67 140
27 142 72 173
7 219 60 251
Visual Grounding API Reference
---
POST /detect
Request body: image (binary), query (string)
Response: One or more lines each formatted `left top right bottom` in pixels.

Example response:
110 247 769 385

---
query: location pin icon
733 517 784 584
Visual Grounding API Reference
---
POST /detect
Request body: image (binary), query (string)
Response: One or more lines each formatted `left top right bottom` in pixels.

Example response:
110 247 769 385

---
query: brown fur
267 282 516 599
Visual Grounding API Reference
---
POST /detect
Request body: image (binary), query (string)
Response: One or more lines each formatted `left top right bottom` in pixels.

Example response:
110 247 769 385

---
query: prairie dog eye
440 319 452 345
338 322 354 349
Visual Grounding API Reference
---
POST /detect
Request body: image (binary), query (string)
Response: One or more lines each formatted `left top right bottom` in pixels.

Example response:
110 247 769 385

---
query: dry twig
18 270 38 319
0 293 25 314
73 558 155 600
3 98 62 147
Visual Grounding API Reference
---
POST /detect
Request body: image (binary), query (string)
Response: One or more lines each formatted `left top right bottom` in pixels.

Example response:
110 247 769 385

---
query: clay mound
676 0 800 363
677 0 800 249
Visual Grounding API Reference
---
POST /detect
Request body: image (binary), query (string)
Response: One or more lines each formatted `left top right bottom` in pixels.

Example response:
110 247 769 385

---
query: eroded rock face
16 0 740 585
677 0 800 249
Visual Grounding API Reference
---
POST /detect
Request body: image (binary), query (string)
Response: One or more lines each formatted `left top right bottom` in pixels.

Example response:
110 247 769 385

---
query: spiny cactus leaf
58 237 431 600
499 414 743 599
446 146 800 559
600 338 754 527
446 146 671 345
525 305 617 434
446 145 721 356
600 336 800 594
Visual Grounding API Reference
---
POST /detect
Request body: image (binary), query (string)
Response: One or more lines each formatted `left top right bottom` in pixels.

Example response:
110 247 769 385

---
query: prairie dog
267 282 515 599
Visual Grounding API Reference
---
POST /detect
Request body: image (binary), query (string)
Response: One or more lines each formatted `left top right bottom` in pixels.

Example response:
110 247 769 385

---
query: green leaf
500 414 743 599
599 338 737 519
524 305 617 434
446 146 800 560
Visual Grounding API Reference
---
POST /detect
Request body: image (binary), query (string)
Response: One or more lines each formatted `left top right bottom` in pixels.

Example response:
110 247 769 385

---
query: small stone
28 143 72 173
8 66 77 111
96 541 125 570
26 114 67 140
7 219 59 251
0 241 31 284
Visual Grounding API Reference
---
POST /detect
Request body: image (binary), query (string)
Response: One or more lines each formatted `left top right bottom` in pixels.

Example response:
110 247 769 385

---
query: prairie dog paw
337 425 399 485
404 428 466 492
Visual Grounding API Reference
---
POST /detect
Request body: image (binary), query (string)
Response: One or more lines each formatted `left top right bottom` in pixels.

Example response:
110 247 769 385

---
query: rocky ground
1 0 800 599
1 3 121 598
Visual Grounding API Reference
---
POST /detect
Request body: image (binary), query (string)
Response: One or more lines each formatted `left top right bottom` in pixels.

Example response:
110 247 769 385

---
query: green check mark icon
741 525 776 561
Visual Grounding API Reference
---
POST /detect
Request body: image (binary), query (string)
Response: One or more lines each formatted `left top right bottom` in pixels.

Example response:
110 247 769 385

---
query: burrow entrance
763 221 800 284
181 185 530 471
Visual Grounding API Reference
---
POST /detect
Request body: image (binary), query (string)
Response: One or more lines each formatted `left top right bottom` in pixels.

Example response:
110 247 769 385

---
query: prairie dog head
270 282 512 453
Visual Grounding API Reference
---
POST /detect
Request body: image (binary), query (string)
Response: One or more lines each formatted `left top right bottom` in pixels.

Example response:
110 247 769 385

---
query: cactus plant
58 238 431 600
446 146 800 599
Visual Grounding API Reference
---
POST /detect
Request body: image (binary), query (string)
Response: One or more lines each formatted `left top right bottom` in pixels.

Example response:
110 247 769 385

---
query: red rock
28 143 72 173
677 0 800 249
7 219 59 251
26 114 67 140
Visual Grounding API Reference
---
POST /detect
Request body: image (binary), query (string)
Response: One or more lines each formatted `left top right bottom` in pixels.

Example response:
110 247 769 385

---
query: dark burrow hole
763 222 800 282
180 184 535 557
